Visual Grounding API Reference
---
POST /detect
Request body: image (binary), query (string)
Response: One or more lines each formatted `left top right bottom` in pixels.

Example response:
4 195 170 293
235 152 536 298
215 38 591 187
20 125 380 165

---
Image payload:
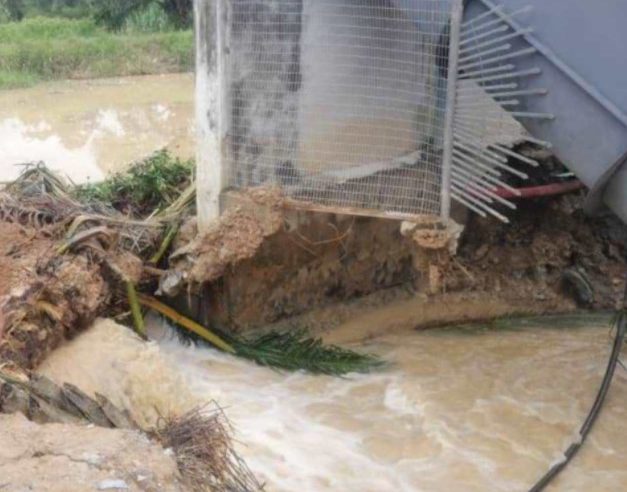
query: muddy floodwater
5 76 626 491
152 317 627 492
0 73 194 183
41 314 627 492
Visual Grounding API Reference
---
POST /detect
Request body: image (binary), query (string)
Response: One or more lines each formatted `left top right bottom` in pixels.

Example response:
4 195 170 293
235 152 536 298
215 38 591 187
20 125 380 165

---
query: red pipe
494 179 585 199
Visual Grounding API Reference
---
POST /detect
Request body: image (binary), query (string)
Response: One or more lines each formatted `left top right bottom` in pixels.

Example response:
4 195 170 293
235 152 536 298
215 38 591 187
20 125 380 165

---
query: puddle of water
0 74 194 183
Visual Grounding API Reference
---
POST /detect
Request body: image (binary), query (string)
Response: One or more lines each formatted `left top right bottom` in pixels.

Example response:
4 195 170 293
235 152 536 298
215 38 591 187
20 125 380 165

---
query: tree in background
1 0 25 21
1 0 96 20
0 0 193 28
94 0 192 31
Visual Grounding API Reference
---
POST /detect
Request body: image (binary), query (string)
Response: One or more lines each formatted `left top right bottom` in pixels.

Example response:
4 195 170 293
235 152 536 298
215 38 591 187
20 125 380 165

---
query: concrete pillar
195 0 225 229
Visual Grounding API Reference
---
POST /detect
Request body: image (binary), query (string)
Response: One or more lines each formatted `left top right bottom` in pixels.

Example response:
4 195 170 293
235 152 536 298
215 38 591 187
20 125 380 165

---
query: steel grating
221 0 456 220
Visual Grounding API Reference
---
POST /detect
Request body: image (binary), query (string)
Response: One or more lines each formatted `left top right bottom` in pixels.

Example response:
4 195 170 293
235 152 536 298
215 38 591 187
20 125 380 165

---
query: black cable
528 276 627 492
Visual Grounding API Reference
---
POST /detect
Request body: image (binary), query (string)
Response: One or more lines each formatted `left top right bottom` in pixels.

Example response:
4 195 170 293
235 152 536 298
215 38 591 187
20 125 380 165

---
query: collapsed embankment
167 192 626 337
1 174 625 368
0 164 262 492
0 157 625 491
2 150 625 371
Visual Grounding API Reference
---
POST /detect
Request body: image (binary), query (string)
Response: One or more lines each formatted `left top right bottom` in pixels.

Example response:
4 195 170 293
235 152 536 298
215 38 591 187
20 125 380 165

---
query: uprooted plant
74 149 195 217
0 155 385 376
138 294 385 375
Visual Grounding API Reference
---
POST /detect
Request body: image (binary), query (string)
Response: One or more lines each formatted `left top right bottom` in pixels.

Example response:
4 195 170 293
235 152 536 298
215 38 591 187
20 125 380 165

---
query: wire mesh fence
222 0 455 219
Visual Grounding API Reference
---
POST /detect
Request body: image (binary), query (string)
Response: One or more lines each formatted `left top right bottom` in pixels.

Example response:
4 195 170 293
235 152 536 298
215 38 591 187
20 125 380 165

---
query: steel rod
460 47 538 72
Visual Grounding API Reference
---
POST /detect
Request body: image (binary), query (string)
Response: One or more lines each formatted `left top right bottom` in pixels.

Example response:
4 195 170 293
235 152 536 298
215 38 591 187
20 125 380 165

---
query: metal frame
477 0 627 128
195 0 547 227
440 0 464 221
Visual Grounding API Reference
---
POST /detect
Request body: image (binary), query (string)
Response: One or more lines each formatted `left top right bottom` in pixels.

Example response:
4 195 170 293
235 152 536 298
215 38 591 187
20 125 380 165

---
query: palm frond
139 295 384 376
231 329 385 376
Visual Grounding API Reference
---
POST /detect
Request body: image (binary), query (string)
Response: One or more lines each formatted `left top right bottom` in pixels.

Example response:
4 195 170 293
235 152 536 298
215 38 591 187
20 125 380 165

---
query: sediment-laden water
40 315 627 492
0 74 194 183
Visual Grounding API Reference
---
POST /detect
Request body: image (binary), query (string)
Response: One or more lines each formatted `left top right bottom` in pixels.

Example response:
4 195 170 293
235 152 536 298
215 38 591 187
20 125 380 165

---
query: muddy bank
170 192 625 334
0 222 111 369
1 173 624 369
0 413 185 492
1 319 263 492
455 195 626 307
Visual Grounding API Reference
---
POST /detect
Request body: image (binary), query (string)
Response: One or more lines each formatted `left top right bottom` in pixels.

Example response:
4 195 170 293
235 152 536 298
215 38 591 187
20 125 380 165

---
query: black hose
528 278 627 492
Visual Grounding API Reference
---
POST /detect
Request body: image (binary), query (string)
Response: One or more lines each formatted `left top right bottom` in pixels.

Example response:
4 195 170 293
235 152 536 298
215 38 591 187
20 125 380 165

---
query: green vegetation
0 1 193 89
94 0 192 31
1 0 25 21
0 69 38 88
232 329 386 375
1 0 192 29
141 295 386 376
2 0 95 21
74 149 194 216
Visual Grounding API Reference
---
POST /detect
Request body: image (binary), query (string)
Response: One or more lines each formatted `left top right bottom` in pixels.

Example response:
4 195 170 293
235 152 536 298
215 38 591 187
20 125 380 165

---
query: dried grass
156 403 264 492
0 161 191 257
0 161 193 369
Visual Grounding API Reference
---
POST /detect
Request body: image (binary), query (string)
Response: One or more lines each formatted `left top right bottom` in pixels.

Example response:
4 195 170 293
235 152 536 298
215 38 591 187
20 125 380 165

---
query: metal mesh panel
222 0 454 219
449 4 549 223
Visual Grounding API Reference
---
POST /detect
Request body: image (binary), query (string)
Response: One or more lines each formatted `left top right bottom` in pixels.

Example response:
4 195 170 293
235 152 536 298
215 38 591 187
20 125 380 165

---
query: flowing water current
40 314 627 492
4 76 626 492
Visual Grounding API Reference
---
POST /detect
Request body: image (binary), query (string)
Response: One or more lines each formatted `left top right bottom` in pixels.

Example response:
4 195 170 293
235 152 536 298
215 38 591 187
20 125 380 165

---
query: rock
156 270 186 297
409 220 465 255
562 268 595 307
400 221 418 237
98 479 129 490
473 244 490 261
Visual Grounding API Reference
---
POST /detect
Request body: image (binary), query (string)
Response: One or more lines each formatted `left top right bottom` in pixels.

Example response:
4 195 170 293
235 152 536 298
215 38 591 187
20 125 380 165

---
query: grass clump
121 3 177 33
0 16 97 41
0 17 193 89
74 149 193 216
0 68 37 88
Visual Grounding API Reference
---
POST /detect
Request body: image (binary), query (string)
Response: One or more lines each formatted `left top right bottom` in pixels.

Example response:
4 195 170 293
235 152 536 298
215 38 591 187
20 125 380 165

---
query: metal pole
440 0 464 222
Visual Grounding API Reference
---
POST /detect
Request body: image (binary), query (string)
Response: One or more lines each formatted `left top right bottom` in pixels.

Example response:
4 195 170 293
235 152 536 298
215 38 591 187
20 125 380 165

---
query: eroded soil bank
169 192 626 336
1 187 625 370
0 169 625 491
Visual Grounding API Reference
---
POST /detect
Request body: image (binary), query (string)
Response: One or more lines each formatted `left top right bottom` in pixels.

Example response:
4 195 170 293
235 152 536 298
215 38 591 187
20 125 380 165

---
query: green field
0 16 193 89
